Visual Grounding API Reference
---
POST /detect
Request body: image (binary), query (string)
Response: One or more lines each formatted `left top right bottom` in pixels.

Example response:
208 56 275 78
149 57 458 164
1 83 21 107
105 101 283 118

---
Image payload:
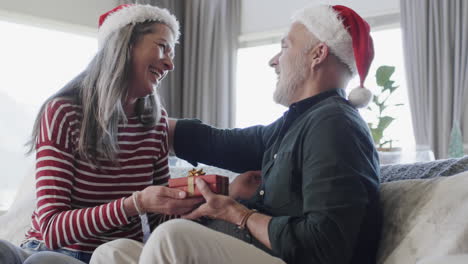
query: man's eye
158 44 166 52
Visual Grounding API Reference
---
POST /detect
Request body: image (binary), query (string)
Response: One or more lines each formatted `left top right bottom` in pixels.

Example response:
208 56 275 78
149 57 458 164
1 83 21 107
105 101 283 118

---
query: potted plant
366 65 403 163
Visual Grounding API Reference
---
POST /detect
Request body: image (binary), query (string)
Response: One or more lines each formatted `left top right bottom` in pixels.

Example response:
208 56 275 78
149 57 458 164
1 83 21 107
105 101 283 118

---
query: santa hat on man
292 5 374 108
97 4 180 49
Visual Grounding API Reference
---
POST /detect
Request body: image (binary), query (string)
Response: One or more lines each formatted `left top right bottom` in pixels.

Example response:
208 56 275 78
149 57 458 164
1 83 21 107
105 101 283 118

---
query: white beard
273 54 308 107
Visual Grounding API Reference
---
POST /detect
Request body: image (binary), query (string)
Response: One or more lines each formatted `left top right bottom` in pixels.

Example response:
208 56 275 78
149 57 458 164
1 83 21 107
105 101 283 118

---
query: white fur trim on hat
291 5 356 75
348 86 372 108
98 4 180 49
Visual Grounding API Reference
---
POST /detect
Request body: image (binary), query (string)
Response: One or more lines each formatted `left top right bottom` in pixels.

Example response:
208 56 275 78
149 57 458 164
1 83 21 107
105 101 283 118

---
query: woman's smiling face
127 23 175 100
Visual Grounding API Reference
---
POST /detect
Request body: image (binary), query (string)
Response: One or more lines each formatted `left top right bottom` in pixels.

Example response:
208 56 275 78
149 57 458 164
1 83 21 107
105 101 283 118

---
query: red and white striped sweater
25 98 170 253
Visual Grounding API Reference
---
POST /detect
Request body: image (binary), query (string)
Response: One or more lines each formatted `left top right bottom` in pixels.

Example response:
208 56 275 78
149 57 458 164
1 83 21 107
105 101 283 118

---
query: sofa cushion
0 165 35 245
417 254 468 264
377 171 468 264
380 156 468 182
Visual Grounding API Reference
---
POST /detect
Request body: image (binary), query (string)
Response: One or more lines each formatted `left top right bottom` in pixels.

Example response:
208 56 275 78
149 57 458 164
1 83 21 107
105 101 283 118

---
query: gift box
168 169 229 197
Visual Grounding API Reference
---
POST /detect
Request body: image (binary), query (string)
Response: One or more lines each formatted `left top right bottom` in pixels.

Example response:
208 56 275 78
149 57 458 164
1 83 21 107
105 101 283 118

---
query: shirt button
273 154 277 159
259 190 265 196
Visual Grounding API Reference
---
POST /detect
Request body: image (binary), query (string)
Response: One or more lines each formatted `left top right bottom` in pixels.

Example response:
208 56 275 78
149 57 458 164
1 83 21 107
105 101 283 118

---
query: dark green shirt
174 89 381 264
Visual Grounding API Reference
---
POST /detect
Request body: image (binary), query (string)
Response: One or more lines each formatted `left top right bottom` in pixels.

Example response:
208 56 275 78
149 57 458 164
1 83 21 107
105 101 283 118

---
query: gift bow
187 168 206 195
188 168 206 177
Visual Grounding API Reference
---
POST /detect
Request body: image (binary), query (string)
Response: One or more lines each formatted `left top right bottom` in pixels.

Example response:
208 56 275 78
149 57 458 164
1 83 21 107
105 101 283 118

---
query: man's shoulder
303 95 361 123
296 96 372 144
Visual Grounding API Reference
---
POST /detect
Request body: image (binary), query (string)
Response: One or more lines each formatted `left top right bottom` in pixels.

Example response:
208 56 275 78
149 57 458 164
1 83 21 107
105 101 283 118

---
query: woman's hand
140 185 204 215
229 170 262 200
182 178 249 225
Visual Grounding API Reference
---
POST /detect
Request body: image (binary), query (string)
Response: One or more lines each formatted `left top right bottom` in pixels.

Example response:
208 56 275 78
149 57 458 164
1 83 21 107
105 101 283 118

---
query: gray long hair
27 21 168 164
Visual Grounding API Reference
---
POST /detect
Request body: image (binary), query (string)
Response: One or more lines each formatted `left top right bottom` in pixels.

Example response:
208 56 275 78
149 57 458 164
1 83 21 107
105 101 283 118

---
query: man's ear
310 43 329 68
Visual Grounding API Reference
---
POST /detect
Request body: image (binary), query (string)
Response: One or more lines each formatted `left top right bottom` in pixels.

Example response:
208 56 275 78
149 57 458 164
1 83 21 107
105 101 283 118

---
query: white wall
0 0 116 36
241 0 400 38
0 0 399 37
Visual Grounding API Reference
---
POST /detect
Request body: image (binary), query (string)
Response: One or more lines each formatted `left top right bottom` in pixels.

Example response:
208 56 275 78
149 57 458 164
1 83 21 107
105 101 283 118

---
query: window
0 20 96 210
235 27 415 148
236 43 287 128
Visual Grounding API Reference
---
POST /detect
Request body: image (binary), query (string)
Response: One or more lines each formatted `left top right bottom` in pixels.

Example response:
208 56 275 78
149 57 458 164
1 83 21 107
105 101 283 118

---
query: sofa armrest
377 171 468 264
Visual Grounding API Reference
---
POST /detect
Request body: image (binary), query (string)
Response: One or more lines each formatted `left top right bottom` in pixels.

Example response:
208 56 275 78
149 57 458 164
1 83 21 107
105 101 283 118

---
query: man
91 4 381 264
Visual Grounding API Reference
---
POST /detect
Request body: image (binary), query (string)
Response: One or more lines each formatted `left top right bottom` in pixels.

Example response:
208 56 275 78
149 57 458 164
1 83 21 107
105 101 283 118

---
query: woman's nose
164 56 174 71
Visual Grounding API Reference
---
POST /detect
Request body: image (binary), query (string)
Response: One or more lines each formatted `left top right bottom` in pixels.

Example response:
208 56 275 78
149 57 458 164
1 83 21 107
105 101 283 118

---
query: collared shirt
274 89 344 148
174 89 381 264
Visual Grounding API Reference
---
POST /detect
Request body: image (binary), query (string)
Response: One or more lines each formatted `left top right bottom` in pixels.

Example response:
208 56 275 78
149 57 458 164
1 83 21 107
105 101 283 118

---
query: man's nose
269 53 280 68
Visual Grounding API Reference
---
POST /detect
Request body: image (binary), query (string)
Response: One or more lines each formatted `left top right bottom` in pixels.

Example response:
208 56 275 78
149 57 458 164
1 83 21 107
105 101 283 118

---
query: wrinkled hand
140 185 204 215
182 178 249 224
229 170 262 200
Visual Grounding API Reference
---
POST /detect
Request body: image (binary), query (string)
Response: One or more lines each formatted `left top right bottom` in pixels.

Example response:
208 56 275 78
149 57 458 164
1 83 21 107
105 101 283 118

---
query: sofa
1 156 467 264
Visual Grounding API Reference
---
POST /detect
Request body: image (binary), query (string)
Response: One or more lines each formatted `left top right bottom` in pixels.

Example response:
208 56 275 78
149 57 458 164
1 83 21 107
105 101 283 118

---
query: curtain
400 0 468 159
120 0 241 128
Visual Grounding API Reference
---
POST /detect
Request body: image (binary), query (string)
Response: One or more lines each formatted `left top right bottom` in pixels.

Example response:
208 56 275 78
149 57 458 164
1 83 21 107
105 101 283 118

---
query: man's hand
182 178 249 225
183 178 273 249
141 186 204 215
229 170 262 200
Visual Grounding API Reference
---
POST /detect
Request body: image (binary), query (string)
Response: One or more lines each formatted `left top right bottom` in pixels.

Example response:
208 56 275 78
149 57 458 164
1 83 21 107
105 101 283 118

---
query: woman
0 4 202 264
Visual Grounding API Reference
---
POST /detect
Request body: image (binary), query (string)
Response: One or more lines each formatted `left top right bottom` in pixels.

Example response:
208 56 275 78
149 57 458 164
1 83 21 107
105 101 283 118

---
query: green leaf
379 104 388 114
370 128 383 145
376 66 395 86
388 84 399 94
382 80 395 93
373 95 380 105
378 116 395 131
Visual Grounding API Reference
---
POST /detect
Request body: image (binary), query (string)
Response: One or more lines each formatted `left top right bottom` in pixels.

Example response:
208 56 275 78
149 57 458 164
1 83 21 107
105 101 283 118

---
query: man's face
269 22 315 106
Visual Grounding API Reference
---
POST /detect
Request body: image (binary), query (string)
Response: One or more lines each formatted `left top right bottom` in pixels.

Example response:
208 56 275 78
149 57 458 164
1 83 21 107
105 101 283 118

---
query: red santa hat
97 4 180 49
292 5 374 108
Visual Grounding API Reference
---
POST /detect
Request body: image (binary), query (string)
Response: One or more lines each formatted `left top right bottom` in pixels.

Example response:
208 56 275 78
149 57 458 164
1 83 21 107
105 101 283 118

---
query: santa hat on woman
97 4 180 49
292 5 374 108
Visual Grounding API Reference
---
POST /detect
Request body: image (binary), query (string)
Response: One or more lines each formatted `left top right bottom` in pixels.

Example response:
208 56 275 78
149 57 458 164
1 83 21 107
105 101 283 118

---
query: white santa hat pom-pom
348 86 372 108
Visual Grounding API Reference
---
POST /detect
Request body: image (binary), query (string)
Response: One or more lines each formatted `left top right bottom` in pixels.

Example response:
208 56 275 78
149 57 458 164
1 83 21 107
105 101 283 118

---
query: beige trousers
90 219 285 264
